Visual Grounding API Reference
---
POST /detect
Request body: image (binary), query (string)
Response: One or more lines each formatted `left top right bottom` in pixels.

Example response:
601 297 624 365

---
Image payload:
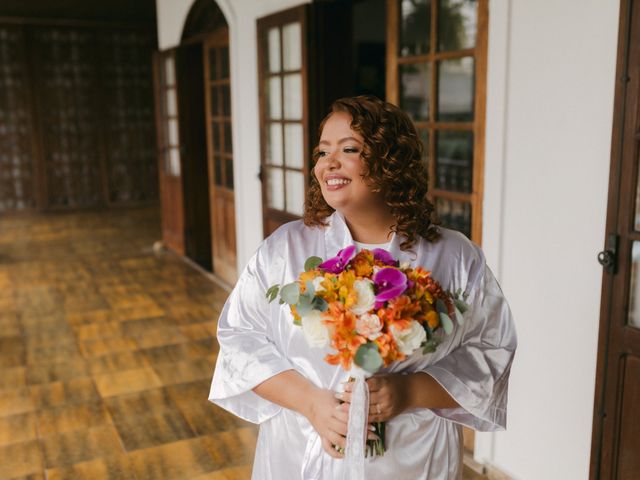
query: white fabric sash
343 368 370 480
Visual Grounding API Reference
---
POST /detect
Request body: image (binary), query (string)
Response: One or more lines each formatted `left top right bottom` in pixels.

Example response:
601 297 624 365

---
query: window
388 0 487 242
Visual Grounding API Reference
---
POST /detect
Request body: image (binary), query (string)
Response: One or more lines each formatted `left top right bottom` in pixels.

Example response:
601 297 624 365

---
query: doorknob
597 234 618 274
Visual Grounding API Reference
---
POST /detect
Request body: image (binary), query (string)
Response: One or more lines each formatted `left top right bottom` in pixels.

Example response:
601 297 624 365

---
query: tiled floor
0 207 488 480
0 208 254 479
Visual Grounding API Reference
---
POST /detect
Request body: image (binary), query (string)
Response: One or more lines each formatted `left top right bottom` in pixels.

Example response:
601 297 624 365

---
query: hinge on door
597 234 619 274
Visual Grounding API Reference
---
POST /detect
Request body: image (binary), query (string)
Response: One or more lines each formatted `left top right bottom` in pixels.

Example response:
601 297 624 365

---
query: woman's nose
324 151 340 169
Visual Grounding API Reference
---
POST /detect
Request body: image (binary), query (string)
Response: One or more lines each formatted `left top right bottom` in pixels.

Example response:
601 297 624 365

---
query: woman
209 96 516 479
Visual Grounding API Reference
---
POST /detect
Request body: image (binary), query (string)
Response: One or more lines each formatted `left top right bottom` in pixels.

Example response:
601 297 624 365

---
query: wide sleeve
208 245 294 424
423 264 517 431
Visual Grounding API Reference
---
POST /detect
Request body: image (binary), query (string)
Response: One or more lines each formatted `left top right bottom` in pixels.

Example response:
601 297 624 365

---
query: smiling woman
209 95 516 480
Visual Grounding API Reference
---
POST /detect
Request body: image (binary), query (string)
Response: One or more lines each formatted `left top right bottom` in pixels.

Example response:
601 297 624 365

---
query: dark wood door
204 28 237 285
176 43 212 270
153 50 185 255
591 1 640 478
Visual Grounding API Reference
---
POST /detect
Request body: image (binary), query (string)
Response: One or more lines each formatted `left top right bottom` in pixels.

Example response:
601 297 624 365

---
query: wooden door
153 51 185 255
204 29 237 285
591 1 640 478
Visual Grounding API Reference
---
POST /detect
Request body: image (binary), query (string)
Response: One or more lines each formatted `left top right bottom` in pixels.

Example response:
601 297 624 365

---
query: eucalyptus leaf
280 282 300 305
440 312 454 335
312 296 328 312
454 298 469 314
354 343 383 374
296 292 314 317
454 306 465 325
265 284 280 303
305 256 323 272
435 299 448 314
305 280 315 297
422 338 440 354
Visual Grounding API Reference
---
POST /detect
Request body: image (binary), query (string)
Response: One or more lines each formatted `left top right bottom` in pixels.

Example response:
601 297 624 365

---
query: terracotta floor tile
130 327 189 349
46 455 138 480
0 336 26 368
151 358 214 387
26 342 83 366
165 379 212 406
0 412 38 447
201 428 258 470
111 408 195 451
66 310 113 326
74 321 123 341
36 401 112 436
177 400 249 436
0 387 35 418
0 439 43 478
104 387 176 418
0 315 21 338
86 350 149 375
40 424 123 468
192 465 253 480
93 367 162 398
0 365 27 390
127 437 221 480
26 359 90 385
30 377 100 409
79 336 138 358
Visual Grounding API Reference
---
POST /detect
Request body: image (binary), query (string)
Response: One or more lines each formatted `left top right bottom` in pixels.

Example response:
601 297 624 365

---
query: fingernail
369 425 376 431
367 434 380 441
334 392 343 400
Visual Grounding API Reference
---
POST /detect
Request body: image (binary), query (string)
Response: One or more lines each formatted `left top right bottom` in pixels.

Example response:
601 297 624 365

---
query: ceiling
0 0 156 23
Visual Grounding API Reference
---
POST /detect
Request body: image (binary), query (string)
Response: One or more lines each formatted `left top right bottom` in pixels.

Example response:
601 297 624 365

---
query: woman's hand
341 374 412 423
304 388 350 458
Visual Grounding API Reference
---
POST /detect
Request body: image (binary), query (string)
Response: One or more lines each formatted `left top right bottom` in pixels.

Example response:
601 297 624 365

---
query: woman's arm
253 370 353 458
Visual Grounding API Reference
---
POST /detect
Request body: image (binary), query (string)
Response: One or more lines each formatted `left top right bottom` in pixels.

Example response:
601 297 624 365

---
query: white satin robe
209 212 516 480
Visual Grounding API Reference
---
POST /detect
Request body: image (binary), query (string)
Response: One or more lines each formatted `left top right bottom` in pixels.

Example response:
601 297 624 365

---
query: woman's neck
343 210 395 244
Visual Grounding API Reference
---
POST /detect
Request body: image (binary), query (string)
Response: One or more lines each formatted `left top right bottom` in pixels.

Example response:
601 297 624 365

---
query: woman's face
314 112 384 217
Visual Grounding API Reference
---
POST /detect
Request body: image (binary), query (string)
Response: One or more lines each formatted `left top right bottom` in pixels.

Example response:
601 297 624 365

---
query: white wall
155 0 310 269
479 1 620 478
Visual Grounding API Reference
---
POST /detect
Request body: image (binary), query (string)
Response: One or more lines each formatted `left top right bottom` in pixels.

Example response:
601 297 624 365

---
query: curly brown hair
303 95 439 250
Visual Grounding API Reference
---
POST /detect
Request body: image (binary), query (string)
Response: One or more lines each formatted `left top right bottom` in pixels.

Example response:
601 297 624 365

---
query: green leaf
354 343 383 374
435 299 448 314
305 256 323 272
422 338 440 354
454 306 465 325
296 292 314 317
312 296 328 312
454 298 468 314
440 313 454 335
265 284 280 303
280 282 300 305
305 280 315 297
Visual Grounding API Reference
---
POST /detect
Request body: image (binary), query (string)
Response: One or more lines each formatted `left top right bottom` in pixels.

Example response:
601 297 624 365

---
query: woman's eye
344 147 359 154
317 151 327 157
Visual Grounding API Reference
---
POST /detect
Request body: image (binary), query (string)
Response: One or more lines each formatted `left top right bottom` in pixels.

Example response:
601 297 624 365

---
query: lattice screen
99 29 157 204
0 26 37 212
0 24 157 212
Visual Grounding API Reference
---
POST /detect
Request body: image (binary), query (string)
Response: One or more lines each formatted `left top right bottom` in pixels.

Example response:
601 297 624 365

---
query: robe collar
323 211 418 265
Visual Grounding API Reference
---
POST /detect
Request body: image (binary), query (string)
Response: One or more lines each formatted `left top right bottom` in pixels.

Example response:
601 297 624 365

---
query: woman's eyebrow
318 137 362 146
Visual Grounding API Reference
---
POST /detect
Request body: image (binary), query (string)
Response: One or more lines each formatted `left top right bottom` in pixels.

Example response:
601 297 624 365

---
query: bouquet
266 245 468 461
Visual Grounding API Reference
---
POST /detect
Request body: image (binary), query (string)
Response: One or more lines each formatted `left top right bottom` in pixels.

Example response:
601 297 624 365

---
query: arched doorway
155 0 236 284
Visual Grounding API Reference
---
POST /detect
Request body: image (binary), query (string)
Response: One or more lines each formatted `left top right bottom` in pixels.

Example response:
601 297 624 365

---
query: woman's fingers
321 437 343 458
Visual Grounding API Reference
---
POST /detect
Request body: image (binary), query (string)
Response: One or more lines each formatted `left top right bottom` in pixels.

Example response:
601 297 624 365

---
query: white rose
311 276 325 292
351 279 375 315
390 321 426 355
356 313 383 340
301 310 330 348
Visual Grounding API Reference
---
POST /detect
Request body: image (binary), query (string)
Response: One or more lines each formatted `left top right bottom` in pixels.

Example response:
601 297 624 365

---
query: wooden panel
204 29 237 285
616 355 640 478
0 25 38 212
99 29 158 205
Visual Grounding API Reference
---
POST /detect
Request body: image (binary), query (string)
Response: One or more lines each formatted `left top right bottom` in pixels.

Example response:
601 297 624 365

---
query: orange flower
352 250 374 277
426 309 439 330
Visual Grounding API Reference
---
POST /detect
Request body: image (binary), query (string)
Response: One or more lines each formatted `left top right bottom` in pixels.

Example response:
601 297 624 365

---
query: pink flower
319 245 356 274
356 313 383 340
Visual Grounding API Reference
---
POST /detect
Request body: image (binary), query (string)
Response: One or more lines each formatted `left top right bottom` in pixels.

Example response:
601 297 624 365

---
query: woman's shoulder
429 226 485 262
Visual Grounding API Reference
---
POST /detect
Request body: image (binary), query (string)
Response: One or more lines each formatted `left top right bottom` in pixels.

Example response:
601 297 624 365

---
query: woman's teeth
326 178 351 186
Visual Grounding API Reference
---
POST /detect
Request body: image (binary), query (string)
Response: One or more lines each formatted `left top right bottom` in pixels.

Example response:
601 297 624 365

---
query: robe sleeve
423 262 517 431
208 244 294 424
